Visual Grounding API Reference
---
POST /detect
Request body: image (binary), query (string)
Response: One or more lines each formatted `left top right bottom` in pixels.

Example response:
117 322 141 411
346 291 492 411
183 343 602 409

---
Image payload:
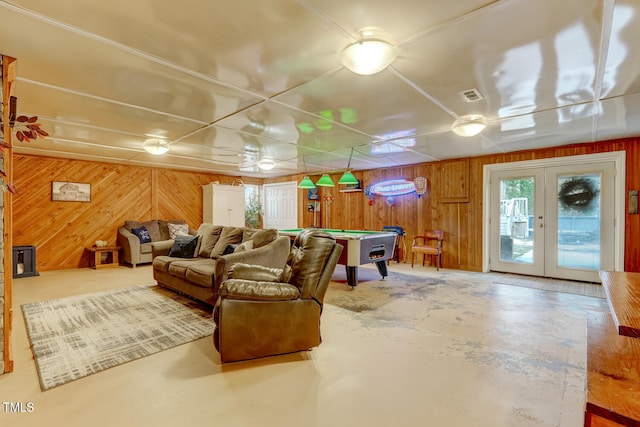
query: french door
487 156 620 283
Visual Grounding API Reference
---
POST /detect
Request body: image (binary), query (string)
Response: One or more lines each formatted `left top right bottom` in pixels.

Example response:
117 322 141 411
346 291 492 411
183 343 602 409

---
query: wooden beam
3 55 17 373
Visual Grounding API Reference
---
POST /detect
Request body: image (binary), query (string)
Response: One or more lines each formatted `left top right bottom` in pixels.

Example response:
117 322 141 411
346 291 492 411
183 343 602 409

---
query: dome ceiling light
143 138 170 155
451 115 487 137
256 158 276 171
341 28 397 76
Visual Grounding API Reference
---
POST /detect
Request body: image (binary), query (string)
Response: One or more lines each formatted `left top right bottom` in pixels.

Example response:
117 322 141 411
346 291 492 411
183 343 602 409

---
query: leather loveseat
151 224 290 306
213 228 343 362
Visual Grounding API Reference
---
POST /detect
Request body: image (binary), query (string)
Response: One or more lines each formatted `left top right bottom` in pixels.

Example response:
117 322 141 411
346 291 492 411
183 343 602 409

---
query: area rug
21 284 213 391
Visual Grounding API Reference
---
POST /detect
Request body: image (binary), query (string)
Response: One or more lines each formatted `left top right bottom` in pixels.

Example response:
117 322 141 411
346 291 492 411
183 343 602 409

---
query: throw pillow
228 263 283 282
210 227 244 257
242 228 257 240
197 224 223 258
132 226 152 244
124 220 143 233
168 234 200 258
248 228 277 248
234 240 254 253
142 220 162 241
222 244 238 256
168 223 189 239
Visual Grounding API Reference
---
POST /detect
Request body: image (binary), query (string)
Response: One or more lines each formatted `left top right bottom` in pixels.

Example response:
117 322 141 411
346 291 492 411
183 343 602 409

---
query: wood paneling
13 137 640 273
3 55 17 373
268 138 640 273
12 155 244 271
440 158 470 203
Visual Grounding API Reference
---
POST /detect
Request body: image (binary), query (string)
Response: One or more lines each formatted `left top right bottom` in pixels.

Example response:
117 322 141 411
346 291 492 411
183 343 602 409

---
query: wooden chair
411 230 444 270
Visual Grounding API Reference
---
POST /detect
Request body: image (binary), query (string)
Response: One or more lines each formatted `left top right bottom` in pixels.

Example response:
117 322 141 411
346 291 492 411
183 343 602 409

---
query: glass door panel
489 169 545 276
556 173 601 270
545 163 614 282
499 177 534 264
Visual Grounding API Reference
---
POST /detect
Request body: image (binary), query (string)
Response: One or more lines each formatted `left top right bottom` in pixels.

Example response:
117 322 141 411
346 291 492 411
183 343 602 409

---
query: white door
263 181 298 230
544 163 615 282
486 153 623 283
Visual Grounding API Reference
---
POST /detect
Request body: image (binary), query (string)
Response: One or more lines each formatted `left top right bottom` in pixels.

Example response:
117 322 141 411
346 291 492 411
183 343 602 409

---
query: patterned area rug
21 285 213 391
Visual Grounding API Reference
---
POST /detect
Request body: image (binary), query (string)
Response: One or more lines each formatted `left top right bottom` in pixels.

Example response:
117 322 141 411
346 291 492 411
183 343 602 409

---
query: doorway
262 181 298 230
483 152 625 283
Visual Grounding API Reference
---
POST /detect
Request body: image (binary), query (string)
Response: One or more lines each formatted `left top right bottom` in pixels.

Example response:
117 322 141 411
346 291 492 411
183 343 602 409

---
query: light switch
630 190 638 214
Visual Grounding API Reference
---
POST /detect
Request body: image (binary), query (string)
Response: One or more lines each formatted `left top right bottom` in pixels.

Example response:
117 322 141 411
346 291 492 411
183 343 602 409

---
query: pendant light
298 156 317 189
298 176 317 189
315 174 335 187
338 148 359 185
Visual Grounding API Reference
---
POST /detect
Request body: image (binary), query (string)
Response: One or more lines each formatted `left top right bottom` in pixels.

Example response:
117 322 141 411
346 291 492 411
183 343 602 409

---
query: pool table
278 228 398 287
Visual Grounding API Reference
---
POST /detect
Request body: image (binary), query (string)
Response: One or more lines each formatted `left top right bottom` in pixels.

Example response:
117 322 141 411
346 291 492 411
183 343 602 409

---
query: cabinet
202 184 246 226
440 158 470 203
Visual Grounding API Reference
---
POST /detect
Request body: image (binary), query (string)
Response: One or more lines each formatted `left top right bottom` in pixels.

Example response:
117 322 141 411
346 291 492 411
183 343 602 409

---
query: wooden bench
584 272 640 427
600 271 640 338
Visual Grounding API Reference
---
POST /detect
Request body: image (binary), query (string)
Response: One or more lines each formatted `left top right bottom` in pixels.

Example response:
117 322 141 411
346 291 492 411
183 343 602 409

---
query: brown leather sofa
151 224 291 306
213 228 343 363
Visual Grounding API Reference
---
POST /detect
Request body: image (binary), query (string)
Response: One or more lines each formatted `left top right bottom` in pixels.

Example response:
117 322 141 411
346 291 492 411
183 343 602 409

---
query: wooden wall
12 137 640 273
2 55 17 373
267 137 640 273
12 155 256 271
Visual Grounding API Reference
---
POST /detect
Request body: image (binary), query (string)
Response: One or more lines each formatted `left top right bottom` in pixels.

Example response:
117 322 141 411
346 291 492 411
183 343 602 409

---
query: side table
88 246 121 269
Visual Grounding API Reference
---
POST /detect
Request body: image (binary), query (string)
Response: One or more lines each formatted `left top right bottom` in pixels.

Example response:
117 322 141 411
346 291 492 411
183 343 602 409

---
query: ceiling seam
592 0 616 141
1 1 269 101
17 77 209 126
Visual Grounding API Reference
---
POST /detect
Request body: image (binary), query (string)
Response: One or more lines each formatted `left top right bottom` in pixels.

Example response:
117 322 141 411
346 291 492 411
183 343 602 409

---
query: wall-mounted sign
370 179 416 196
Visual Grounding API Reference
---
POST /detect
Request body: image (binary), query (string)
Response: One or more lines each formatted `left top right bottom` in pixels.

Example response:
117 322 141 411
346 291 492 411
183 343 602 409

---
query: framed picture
307 188 319 200
51 181 91 202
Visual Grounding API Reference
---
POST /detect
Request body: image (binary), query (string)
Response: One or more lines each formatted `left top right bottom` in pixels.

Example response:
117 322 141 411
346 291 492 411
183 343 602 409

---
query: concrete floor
0 263 609 427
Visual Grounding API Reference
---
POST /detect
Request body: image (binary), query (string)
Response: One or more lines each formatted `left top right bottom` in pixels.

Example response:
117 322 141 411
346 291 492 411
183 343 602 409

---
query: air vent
460 88 484 102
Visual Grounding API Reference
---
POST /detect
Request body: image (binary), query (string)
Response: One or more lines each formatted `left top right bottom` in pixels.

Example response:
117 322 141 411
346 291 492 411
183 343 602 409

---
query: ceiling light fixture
143 138 170 155
338 148 359 185
341 29 397 76
256 158 275 171
315 174 335 187
451 115 487 137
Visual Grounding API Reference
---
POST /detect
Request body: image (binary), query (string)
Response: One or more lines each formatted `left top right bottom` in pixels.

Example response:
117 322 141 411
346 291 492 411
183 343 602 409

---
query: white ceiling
1 0 639 178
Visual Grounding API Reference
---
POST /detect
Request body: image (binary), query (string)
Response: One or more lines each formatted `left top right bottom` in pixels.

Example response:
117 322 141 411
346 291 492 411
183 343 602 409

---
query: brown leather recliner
213 228 343 363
